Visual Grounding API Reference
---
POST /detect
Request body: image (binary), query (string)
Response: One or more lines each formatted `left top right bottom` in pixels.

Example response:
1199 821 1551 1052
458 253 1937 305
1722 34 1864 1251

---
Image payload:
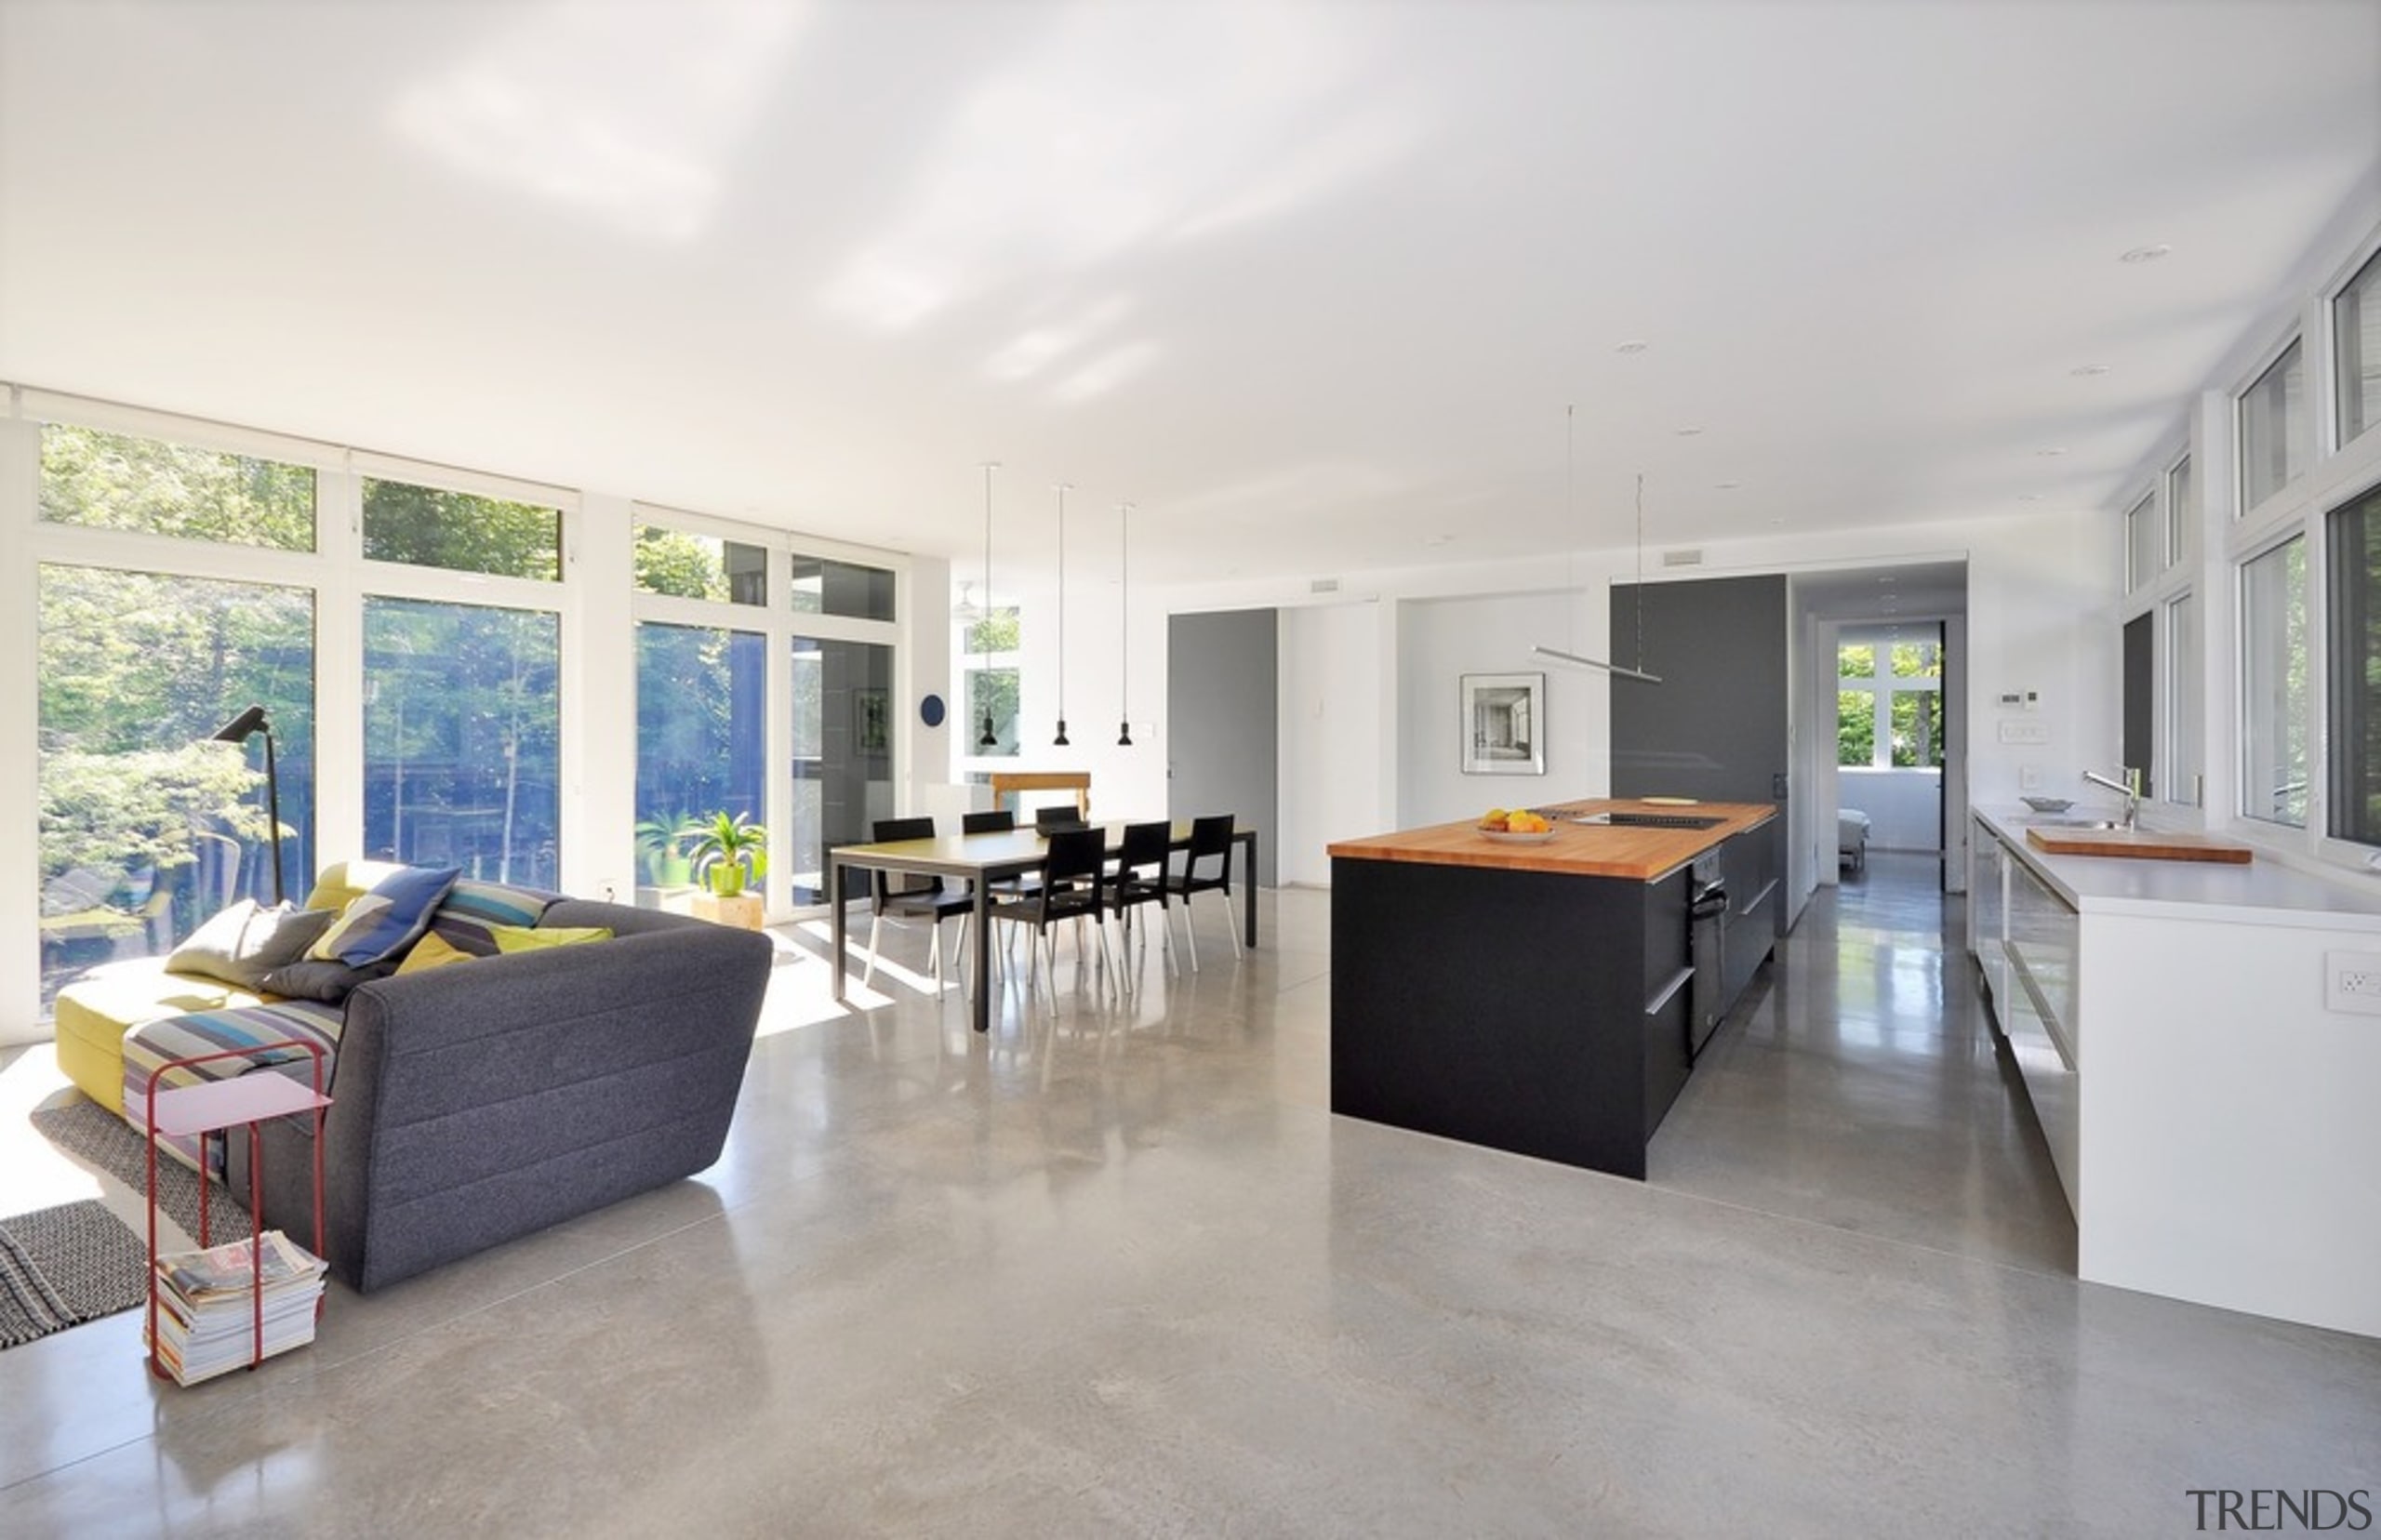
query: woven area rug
0 1199 150 1349
30 1100 253 1249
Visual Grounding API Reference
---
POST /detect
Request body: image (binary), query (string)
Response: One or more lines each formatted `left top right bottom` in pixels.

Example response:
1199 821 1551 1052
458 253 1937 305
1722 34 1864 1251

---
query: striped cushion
120 1001 345 1173
426 877 559 957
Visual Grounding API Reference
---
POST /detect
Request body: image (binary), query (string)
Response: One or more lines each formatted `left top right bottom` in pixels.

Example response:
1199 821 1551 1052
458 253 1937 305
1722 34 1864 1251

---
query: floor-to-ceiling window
362 597 560 888
7 392 912 1035
634 623 766 899
789 635 895 905
33 423 319 1006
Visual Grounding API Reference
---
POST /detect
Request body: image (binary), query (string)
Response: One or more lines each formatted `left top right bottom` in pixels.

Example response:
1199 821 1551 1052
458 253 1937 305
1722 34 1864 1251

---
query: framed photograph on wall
1461 671 1545 776
855 687 889 753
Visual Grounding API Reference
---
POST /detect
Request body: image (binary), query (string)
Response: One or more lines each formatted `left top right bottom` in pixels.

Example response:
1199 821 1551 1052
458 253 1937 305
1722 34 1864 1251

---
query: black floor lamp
210 704 284 906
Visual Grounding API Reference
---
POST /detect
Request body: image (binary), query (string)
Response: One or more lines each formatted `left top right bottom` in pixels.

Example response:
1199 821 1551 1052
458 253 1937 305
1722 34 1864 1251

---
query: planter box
693 893 765 931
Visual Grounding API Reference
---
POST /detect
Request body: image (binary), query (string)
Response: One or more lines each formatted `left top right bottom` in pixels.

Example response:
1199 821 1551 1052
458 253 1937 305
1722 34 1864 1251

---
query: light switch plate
2020 766 2043 790
1999 721 2050 745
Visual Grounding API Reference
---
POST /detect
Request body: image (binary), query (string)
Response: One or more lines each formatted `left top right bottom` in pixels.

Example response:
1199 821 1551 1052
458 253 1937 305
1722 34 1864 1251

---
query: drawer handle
1644 965 1696 1016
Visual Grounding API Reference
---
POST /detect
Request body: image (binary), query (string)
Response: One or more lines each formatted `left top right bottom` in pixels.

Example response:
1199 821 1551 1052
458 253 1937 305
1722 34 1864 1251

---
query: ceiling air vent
1310 577 1340 594
1661 548 1704 568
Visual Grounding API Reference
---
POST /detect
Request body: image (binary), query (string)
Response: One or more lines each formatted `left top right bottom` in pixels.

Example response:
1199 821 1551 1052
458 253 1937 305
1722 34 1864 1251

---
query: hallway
1652 850 2077 1276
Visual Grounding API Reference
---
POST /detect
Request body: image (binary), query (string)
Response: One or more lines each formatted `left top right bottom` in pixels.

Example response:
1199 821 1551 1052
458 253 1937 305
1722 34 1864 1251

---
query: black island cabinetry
1328 801 1776 1180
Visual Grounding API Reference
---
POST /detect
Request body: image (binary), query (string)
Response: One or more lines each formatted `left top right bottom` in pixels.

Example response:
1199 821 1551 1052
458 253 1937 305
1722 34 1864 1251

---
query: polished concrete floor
3 857 2376 1536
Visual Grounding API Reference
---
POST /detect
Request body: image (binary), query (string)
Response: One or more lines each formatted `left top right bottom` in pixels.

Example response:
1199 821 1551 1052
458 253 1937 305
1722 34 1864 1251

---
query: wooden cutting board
2024 827 2254 863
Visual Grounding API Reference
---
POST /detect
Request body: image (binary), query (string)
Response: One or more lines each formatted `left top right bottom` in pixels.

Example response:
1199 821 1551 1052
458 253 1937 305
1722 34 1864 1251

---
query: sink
2029 817 2124 830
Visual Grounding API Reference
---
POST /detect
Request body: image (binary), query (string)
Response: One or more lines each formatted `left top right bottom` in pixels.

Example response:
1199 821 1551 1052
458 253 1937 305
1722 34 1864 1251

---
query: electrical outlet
2020 766 2043 791
2324 951 2381 1015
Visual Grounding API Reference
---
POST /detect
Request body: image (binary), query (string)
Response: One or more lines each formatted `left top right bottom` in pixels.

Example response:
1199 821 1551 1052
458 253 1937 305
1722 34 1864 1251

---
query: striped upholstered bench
120 999 346 1172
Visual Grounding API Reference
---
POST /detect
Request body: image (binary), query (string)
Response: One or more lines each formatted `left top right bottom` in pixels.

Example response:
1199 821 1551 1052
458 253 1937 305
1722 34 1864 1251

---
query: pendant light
978 462 1002 749
1115 500 1135 747
1533 407 1662 685
1052 482 1072 747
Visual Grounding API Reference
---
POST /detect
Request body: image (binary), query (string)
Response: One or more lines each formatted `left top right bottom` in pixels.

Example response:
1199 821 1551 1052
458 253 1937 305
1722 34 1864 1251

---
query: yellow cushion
51 960 267 1115
489 923 612 952
299 859 414 917
393 933 475 975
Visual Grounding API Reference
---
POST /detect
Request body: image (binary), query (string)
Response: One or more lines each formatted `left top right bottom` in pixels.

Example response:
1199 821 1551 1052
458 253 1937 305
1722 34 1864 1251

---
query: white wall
1277 602 1390 885
973 553 1171 825
1396 589 1611 829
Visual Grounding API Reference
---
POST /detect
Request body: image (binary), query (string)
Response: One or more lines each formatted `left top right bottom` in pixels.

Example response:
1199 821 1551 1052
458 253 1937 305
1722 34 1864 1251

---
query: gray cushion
166 900 338 990
259 956 395 1002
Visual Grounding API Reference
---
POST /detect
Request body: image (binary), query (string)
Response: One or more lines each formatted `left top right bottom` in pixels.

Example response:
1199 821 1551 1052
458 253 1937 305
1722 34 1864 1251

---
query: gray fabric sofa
230 899 773 1293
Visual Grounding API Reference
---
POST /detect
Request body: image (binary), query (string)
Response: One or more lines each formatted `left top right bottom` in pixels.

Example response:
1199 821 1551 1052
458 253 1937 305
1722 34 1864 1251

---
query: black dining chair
962 808 1017 834
1033 803 1088 833
987 825 1113 1002
863 816 973 992
1165 814 1242 970
1108 819 1178 989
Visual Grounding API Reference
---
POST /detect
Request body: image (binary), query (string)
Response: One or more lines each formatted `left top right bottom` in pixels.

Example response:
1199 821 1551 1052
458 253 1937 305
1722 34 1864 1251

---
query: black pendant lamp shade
1053 481 1071 747
978 463 1001 750
1116 500 1134 747
208 702 286 906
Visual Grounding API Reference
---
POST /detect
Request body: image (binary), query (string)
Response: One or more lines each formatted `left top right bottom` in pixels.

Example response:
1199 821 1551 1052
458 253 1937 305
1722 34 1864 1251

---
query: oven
1687 848 1729 1059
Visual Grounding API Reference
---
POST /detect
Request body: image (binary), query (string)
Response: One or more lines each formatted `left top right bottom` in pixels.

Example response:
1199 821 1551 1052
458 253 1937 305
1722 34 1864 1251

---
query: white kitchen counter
1972 805 2381 1339
1975 804 2381 927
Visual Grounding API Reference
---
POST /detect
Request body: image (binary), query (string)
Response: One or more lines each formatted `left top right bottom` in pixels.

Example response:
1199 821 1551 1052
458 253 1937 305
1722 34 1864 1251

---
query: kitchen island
1328 799 1777 1179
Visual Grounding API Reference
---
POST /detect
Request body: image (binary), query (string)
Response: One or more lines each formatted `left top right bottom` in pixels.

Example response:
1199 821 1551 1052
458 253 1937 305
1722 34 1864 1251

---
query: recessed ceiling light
1675 426 1704 437
2069 364 2111 377
1423 534 1452 546
2120 244 2172 264
2036 446 2068 457
1716 481 1741 490
2019 493 2046 502
1615 339 1649 354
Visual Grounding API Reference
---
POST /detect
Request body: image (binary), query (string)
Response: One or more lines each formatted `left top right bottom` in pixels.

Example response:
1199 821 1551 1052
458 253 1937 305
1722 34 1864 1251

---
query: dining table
829 819 1259 1033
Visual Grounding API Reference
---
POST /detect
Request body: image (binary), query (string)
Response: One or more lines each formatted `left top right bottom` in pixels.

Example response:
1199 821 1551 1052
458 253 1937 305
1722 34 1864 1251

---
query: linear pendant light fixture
1052 481 1072 747
1116 500 1135 747
978 462 1002 749
1533 408 1662 685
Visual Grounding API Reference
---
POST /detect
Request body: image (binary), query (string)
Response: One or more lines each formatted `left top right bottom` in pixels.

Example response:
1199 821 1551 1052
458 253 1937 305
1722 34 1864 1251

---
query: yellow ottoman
52 960 266 1116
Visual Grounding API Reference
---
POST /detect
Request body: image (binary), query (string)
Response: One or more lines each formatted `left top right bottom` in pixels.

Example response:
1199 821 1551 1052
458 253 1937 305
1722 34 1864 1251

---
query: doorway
1167 609 1279 886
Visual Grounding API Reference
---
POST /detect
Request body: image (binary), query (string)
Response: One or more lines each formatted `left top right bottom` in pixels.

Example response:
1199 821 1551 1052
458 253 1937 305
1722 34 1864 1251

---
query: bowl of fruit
1478 807 1558 843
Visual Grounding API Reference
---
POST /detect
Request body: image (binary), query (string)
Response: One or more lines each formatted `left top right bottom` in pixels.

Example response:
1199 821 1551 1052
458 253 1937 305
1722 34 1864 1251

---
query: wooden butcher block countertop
2023 826 2255 864
1327 799 1776 882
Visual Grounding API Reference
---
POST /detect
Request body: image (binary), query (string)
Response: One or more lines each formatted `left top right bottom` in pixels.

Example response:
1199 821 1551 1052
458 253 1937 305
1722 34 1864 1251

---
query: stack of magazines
145 1230 328 1386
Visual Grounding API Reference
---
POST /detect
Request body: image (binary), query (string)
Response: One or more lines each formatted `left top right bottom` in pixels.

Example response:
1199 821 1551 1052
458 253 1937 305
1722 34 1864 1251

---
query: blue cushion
308 865 461 967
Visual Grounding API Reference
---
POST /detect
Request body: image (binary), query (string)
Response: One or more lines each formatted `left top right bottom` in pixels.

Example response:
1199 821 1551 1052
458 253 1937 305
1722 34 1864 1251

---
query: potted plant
633 812 702 888
687 811 767 928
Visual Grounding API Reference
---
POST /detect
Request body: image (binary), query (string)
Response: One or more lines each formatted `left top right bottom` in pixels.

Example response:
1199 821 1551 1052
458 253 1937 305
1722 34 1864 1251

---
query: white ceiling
3 0 2376 588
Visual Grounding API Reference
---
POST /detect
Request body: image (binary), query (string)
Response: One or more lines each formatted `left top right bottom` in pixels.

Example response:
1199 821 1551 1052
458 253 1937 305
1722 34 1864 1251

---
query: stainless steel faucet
2082 767 2142 830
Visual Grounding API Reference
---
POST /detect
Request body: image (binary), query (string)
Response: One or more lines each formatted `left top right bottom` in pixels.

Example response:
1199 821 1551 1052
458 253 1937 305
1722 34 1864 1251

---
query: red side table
141 1043 331 1381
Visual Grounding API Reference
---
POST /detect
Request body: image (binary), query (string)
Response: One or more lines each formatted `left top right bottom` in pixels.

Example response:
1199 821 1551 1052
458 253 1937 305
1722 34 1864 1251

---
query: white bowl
2020 795 2074 813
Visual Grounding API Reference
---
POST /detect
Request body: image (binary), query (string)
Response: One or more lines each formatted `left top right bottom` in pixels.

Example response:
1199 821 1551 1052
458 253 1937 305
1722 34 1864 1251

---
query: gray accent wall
1168 609 1279 886
1612 574 1790 931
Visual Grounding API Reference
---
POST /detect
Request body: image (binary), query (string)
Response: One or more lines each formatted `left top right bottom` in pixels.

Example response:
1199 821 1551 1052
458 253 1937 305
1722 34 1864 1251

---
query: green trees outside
1839 636 1943 769
363 478 560 579
364 598 560 889
964 608 1020 754
635 624 765 886
36 554 314 999
39 424 314 550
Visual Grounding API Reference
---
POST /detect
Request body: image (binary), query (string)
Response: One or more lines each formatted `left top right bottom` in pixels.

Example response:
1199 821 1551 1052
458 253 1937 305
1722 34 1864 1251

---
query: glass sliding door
789 636 893 904
634 622 767 903
364 597 561 887
37 564 315 1005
